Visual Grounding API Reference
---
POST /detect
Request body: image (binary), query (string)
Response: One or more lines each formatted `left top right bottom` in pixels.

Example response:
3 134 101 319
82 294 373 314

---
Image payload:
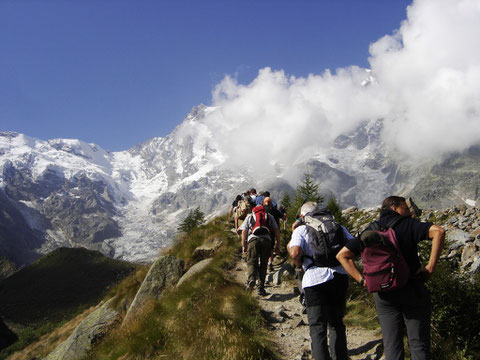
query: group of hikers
230 190 446 360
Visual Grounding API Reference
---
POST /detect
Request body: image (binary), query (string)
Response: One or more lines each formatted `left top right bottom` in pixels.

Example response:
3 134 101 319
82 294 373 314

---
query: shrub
427 261 480 359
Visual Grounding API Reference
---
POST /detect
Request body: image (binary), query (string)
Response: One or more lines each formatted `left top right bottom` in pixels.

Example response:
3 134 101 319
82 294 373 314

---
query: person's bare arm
336 246 365 286
416 225 445 279
241 229 248 253
288 245 303 268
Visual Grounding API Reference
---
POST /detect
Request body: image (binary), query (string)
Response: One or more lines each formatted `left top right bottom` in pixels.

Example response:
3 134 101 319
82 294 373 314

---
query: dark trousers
374 279 432 360
246 236 272 288
304 273 349 360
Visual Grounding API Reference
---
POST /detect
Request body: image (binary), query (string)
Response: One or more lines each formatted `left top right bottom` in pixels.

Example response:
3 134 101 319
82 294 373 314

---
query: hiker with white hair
288 201 353 360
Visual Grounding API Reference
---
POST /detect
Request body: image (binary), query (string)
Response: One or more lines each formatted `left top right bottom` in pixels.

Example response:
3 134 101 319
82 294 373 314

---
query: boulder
122 255 183 325
461 243 478 266
176 258 213 288
45 298 119 360
343 206 358 216
192 237 223 261
271 262 296 286
447 229 471 248
472 226 480 238
470 257 480 273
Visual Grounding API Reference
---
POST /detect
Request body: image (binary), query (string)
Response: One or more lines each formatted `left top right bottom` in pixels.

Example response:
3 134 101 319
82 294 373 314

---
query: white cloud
369 0 480 158
204 0 480 172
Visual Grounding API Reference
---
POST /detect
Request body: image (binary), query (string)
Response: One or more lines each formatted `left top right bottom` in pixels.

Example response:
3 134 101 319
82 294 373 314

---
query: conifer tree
325 196 348 227
280 192 292 210
192 206 205 227
177 206 205 233
288 171 324 221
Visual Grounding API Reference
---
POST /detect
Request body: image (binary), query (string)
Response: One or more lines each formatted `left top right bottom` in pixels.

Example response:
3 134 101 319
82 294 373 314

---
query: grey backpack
304 210 346 268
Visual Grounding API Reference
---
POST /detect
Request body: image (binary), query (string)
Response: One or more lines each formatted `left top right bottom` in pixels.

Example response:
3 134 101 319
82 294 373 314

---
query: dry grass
6 306 97 360
86 216 280 360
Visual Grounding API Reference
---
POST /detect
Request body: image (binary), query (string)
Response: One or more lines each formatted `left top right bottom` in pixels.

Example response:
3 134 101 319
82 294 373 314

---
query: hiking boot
246 280 255 291
268 263 274 272
257 287 267 296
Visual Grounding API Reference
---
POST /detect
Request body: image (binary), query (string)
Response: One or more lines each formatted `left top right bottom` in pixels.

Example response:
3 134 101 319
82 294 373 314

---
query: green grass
344 300 379 330
0 247 136 325
344 279 379 330
0 247 137 359
87 216 280 360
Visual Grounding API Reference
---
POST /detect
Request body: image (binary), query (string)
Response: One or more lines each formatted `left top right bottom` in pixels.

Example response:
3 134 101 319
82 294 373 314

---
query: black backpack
303 210 347 268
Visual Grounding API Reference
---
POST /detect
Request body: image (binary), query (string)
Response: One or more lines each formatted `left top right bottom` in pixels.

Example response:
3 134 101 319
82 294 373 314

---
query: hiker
240 205 280 296
254 191 278 207
235 192 253 234
288 201 352 360
336 196 445 360
263 196 283 226
229 194 242 218
263 196 284 271
249 188 257 201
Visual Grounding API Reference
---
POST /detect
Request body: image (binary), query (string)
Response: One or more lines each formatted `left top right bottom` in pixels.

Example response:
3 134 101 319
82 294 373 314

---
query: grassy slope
0 247 137 359
0 247 136 326
87 215 279 360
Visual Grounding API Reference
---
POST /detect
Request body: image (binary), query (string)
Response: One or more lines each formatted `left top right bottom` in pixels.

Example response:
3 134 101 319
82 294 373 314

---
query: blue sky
1 0 412 151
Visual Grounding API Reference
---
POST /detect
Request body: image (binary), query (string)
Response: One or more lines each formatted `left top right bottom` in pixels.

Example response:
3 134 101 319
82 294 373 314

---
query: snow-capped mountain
1 105 479 266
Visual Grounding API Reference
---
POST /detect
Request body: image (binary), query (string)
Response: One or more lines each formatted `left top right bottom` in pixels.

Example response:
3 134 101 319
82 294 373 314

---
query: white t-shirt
289 224 352 289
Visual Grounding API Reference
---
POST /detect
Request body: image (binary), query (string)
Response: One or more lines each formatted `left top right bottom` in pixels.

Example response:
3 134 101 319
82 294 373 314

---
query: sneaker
257 287 267 296
246 280 255 291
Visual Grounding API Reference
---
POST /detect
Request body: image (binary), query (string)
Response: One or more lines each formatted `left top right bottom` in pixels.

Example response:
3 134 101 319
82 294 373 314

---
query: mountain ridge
1 105 479 266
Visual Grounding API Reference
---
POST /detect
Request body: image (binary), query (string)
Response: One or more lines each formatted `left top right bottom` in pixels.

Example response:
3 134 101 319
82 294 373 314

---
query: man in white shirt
288 202 352 360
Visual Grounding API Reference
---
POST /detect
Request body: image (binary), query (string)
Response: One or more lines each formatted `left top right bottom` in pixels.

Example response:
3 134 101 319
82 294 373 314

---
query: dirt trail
230 255 385 360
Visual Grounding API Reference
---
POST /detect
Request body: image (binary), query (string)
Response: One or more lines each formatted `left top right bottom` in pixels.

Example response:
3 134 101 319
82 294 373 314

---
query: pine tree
296 171 323 204
280 192 292 210
177 206 205 233
325 196 348 227
288 171 324 221
192 206 205 227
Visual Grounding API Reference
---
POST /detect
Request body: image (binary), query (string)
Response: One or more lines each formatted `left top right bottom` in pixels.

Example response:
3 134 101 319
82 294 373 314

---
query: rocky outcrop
0 188 44 265
44 298 119 360
177 258 213 288
122 255 184 325
192 237 223 261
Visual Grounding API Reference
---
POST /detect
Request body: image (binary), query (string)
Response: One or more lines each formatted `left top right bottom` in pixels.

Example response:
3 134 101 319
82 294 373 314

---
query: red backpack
360 217 410 293
250 206 271 237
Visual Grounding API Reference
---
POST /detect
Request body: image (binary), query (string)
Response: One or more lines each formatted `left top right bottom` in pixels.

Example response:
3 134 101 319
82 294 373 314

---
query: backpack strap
369 216 406 231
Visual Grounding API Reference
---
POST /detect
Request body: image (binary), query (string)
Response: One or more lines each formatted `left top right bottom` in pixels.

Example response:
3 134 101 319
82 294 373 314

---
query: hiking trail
229 252 385 360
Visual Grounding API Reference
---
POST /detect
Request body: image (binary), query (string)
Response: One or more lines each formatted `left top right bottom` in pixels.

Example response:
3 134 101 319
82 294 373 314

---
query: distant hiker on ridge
263 196 284 271
240 204 280 296
235 191 252 234
229 194 242 218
